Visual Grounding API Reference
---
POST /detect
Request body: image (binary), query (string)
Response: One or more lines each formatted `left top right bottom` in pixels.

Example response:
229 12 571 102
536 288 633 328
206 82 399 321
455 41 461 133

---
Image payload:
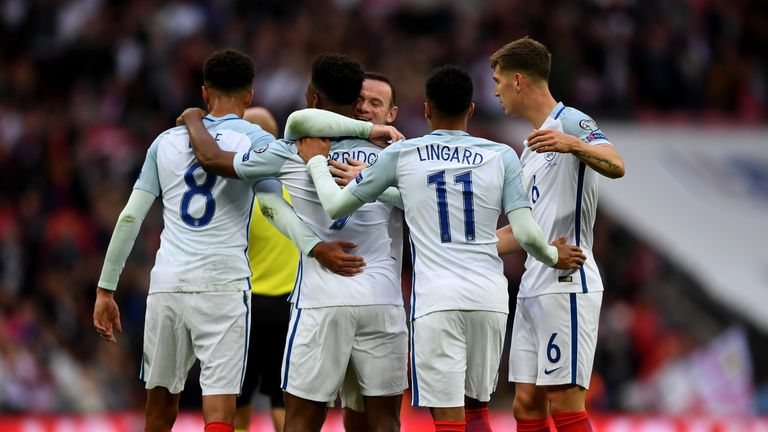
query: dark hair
425 65 473 117
489 37 551 82
364 71 397 106
202 48 255 93
310 53 364 106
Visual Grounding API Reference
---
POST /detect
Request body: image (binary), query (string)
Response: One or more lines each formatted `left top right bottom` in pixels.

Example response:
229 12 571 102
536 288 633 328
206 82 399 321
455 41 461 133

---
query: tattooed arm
527 129 625 178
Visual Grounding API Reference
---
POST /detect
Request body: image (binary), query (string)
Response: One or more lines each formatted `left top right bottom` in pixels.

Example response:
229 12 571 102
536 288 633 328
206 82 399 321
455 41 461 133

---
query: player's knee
546 384 586 413
513 388 547 418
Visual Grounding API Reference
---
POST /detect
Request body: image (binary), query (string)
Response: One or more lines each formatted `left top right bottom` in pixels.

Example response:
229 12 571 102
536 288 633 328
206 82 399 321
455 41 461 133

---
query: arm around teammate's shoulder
178 107 239 178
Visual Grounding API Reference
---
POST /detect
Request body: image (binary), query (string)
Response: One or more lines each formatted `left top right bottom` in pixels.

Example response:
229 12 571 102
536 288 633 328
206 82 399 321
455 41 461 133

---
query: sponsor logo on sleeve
253 143 270 153
241 152 250 162
355 172 364 184
586 132 607 142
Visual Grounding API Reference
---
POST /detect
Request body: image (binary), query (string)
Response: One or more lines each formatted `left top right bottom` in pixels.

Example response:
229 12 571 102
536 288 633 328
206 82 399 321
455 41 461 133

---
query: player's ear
466 102 475 120
386 105 399 124
515 73 523 92
423 102 431 120
202 86 209 105
244 89 254 106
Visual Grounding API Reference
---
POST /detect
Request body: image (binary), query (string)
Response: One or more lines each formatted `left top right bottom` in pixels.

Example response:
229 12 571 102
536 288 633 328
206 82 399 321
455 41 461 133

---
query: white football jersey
233 138 402 309
134 114 275 293
518 102 611 297
347 130 530 319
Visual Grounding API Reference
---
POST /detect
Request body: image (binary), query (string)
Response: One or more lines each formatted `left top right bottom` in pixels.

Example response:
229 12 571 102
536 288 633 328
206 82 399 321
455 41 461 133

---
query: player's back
390 130 514 318
273 138 402 308
141 116 269 293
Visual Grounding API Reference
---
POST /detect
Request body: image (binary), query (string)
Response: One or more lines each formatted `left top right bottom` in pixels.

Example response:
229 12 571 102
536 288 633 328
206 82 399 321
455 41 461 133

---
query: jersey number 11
427 170 475 243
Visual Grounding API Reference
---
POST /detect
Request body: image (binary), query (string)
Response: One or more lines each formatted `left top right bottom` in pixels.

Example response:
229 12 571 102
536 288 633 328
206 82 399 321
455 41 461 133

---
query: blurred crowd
0 0 766 414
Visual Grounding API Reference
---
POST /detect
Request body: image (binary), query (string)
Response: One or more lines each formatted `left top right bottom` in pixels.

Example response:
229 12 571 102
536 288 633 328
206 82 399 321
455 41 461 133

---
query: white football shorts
281 304 408 403
508 292 602 388
411 310 507 408
141 290 251 395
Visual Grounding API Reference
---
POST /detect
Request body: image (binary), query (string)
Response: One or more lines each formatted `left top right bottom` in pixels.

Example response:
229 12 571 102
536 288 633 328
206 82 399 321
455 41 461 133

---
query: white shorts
141 291 251 395
281 304 408 403
411 310 507 408
509 292 602 388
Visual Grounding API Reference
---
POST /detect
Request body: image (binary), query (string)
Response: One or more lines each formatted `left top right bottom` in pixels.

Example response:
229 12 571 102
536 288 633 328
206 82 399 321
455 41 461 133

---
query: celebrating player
491 37 625 432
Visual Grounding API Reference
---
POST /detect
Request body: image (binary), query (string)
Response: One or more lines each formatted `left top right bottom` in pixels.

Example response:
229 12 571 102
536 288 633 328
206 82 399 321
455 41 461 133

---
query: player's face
355 79 398 125
492 65 519 116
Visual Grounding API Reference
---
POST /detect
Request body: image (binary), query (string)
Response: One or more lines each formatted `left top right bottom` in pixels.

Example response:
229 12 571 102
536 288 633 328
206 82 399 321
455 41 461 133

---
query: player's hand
550 237 587 270
311 240 365 276
176 107 207 126
93 287 122 344
368 125 405 148
527 129 582 154
329 158 368 187
296 137 331 163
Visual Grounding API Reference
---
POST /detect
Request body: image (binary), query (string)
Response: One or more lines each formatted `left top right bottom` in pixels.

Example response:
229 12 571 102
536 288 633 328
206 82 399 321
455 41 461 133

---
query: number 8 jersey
347 130 530 318
133 114 274 294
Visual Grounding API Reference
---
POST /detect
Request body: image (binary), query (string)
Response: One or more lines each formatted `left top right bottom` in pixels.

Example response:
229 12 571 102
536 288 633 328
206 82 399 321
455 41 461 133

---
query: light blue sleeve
133 137 161 197
561 108 612 147
501 148 531 213
233 139 291 182
247 126 276 151
346 144 400 203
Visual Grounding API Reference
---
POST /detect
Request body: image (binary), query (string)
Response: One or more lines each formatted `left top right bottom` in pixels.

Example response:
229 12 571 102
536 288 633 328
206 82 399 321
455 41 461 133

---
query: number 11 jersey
348 130 530 319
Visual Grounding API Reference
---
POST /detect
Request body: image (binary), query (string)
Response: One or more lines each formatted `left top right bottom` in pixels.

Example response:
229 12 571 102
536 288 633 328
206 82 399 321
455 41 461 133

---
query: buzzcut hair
490 37 551 82
364 72 397 106
202 48 255 93
311 53 364 106
425 65 473 117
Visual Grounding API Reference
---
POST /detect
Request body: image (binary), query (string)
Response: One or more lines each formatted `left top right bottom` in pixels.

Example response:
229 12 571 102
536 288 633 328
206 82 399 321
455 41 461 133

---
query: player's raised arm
178 107 240 178
526 129 625 179
285 108 404 146
94 188 156 343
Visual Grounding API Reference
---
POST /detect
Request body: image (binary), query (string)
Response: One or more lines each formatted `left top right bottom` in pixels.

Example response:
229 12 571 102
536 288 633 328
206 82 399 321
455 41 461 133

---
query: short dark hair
490 37 551 82
426 65 473 117
203 48 255 93
364 72 397 106
310 53 364 106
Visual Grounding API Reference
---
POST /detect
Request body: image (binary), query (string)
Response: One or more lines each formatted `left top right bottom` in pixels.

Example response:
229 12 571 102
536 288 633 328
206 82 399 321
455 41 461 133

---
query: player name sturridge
417 144 484 165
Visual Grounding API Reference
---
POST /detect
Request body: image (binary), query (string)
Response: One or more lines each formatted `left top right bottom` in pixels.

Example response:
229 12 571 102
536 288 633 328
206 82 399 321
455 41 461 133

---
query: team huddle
93 37 624 432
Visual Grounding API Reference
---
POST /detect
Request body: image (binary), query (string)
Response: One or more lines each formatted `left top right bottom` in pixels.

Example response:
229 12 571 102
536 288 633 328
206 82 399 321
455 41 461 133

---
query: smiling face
354 78 398 125
492 64 521 117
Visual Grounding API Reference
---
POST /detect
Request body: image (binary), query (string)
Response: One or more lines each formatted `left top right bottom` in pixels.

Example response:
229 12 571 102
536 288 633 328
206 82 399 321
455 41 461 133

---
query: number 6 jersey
518 102 612 298
347 130 530 319
133 114 274 294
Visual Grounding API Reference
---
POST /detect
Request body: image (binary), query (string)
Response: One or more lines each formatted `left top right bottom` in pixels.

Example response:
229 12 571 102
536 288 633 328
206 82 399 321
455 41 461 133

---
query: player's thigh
142 293 196 394
187 290 251 396
530 292 602 388
281 306 356 403
509 297 539 384
464 311 507 402
411 311 466 408
351 305 408 398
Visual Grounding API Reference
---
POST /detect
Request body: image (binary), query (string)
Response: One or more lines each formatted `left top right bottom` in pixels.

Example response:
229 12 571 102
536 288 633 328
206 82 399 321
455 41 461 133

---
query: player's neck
207 99 246 119
429 118 467 132
523 89 557 129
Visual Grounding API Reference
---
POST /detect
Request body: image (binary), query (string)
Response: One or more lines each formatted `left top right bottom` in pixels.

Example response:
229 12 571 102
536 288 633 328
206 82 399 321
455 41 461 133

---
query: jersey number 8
180 162 217 227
